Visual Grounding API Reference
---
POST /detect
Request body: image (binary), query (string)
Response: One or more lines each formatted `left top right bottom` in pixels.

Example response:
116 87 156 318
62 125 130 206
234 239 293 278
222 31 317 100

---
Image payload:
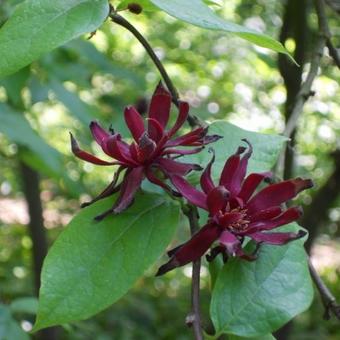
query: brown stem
184 205 203 340
308 258 340 320
108 8 199 127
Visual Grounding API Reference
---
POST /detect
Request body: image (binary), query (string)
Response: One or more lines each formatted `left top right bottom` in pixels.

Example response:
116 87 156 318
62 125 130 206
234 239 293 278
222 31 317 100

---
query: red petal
238 172 272 203
148 82 171 129
70 133 118 166
89 121 110 146
207 186 230 216
163 147 204 156
219 230 242 255
137 133 157 162
158 158 201 176
218 212 245 227
124 106 145 142
168 101 189 137
200 150 215 194
147 117 165 142
246 178 313 214
246 207 303 233
248 230 307 245
165 127 205 147
219 146 246 190
113 166 145 213
156 223 220 275
249 206 282 222
229 140 253 195
105 135 138 165
169 175 208 210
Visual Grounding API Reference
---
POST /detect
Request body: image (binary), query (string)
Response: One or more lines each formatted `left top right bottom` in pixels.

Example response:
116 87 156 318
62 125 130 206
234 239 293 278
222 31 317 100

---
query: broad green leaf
0 0 109 78
10 297 38 315
150 0 293 60
210 223 313 338
33 193 181 331
0 306 29 340
186 120 288 183
0 103 63 174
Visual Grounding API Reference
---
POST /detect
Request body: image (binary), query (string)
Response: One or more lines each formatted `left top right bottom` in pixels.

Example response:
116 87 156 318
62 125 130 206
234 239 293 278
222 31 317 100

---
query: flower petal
248 230 307 245
168 101 189 137
158 158 201 176
156 222 220 276
70 133 118 166
238 172 272 203
229 139 253 195
137 132 157 162
219 230 242 256
163 147 204 157
219 146 246 190
147 117 165 142
200 149 215 194
148 82 171 129
246 206 303 233
124 106 145 142
249 206 282 222
165 127 206 147
246 178 313 214
105 134 138 165
218 212 245 227
81 166 125 208
169 175 208 210
89 121 110 146
207 186 230 216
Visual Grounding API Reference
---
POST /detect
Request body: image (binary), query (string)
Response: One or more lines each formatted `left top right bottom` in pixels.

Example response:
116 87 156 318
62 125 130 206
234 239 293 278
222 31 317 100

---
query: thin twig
308 258 340 320
108 7 199 127
184 205 203 340
326 39 340 69
276 0 329 176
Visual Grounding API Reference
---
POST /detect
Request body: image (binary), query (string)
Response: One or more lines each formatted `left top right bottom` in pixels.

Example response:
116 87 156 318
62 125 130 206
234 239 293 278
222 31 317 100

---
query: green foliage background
0 0 339 339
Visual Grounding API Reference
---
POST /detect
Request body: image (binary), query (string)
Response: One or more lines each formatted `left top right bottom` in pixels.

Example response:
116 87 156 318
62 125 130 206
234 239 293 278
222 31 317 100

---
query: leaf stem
184 205 203 340
308 257 340 320
108 7 199 127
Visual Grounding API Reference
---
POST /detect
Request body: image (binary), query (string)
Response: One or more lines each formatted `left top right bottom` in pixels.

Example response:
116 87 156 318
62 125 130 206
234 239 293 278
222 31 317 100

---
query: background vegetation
0 0 339 339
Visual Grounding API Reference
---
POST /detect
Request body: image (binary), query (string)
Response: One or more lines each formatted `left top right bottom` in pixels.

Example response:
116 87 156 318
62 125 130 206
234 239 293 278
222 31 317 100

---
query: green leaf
33 193 181 331
210 223 313 338
0 103 63 174
0 306 29 340
187 120 288 183
0 0 110 78
229 334 276 340
150 0 293 60
10 297 38 315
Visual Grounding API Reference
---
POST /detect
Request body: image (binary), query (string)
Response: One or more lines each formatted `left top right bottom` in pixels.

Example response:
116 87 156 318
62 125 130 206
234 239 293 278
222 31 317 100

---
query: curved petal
246 178 313 214
229 139 253 195
248 206 282 222
200 149 215 194
238 172 272 203
105 134 138 165
137 132 157 162
169 175 208 210
158 158 201 176
124 106 145 142
89 121 110 146
70 133 118 166
168 101 189 137
246 206 303 233
148 82 171 128
219 145 246 190
156 222 220 276
248 230 307 245
113 166 145 213
207 186 230 216
163 147 204 157
165 127 206 147
147 117 165 143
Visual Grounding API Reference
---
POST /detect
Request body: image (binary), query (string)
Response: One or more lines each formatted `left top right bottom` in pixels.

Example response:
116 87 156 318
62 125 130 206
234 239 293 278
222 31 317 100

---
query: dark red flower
157 140 313 275
70 83 221 220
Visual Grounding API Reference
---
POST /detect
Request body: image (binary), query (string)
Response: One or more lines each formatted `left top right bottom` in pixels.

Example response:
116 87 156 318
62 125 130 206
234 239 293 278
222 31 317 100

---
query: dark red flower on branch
157 140 313 275
70 83 220 220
